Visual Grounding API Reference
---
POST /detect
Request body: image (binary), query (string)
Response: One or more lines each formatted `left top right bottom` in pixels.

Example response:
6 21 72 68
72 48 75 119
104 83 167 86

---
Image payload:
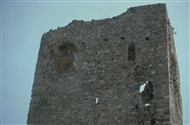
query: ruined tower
27 4 182 125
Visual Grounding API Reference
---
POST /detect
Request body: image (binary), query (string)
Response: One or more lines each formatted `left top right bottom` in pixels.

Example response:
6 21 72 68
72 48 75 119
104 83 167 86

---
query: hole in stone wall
140 81 154 104
137 81 154 125
121 37 125 40
128 43 136 61
104 38 108 41
135 104 138 110
82 42 85 45
145 37 149 40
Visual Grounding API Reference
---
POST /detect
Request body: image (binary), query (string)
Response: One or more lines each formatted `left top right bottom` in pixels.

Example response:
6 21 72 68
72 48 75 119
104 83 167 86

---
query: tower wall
27 3 182 125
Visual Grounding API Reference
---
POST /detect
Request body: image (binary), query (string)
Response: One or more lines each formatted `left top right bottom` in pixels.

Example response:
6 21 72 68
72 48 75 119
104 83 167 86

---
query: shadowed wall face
27 4 182 125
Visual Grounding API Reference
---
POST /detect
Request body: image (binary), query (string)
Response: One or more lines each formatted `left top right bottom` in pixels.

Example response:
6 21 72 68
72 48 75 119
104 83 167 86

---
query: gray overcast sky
1 0 189 124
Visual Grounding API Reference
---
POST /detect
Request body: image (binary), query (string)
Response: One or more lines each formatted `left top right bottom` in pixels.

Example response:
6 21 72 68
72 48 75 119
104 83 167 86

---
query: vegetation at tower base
27 3 182 125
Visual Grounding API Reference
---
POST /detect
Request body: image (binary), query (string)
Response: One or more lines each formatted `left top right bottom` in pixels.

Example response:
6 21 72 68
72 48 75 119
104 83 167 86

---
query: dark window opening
128 43 136 61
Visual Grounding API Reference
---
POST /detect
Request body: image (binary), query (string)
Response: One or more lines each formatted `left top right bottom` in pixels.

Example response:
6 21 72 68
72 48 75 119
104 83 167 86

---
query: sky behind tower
1 0 189 124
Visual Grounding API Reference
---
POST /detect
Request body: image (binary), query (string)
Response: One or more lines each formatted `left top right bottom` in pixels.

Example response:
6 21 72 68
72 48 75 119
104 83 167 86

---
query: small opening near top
145 37 149 40
104 39 108 41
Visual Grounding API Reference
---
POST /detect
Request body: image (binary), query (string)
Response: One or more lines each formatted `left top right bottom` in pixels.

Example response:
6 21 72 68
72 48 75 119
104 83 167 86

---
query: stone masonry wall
166 13 182 125
27 3 182 125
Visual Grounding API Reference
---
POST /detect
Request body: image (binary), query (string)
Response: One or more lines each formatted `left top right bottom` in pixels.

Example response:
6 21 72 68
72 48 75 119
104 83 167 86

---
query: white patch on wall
95 97 99 104
145 103 150 107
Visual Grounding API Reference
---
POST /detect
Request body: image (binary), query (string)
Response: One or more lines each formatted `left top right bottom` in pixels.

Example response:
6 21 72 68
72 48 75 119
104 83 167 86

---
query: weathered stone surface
27 3 182 125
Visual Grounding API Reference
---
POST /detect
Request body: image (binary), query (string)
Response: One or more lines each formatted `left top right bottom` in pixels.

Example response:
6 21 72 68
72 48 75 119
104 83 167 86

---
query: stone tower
27 3 182 125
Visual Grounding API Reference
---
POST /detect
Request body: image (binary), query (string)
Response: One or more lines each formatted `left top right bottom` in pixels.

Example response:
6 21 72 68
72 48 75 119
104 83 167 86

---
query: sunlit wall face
1 1 189 124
